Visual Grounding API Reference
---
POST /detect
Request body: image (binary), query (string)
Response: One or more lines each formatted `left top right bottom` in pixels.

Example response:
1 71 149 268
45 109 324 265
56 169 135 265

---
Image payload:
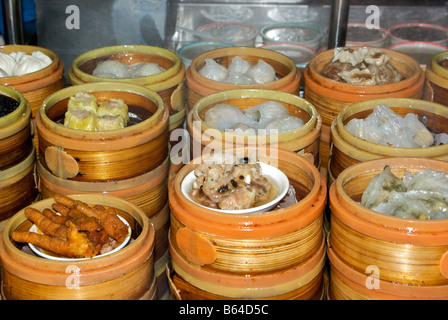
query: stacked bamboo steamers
0 40 448 300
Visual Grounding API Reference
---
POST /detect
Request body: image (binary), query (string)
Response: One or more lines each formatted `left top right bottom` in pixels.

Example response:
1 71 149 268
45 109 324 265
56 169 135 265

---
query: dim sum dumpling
245 59 276 84
67 92 98 114
361 165 405 209
92 60 129 78
0 52 16 76
64 108 97 131
244 101 290 126
204 103 257 130
96 115 126 131
97 98 129 124
227 56 252 75
264 116 304 133
199 58 229 82
128 62 164 78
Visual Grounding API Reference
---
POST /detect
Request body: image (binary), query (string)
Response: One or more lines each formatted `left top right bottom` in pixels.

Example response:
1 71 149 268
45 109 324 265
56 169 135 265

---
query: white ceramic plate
182 162 289 214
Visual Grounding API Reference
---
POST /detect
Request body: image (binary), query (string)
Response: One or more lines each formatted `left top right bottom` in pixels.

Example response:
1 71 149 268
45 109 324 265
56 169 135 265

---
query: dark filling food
0 94 20 118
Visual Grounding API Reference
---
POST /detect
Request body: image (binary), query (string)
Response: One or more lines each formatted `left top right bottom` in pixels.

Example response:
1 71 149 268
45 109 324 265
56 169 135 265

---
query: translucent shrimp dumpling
97 98 129 124
225 56 253 85
228 56 252 75
199 58 229 82
264 116 304 133
92 60 129 78
244 101 290 126
361 165 405 210
128 62 164 78
245 59 276 84
204 103 257 130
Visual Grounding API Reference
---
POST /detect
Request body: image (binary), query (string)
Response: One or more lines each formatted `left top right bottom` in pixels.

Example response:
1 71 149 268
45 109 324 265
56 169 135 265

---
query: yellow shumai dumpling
67 92 98 114
97 98 129 124
96 114 126 131
64 108 97 131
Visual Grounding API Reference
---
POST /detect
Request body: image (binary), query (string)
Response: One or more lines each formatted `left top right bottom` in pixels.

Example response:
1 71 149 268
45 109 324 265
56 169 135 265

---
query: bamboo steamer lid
188 89 321 168
169 147 327 299
186 46 301 111
328 157 448 299
68 45 187 117
0 45 64 118
329 97 448 182
0 143 37 223
0 85 33 170
35 82 169 182
424 50 448 107
0 194 155 300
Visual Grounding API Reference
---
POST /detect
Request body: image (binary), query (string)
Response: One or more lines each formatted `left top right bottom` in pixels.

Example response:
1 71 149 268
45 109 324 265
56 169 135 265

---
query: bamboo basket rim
0 85 30 137
426 64 448 90
0 194 155 285
170 234 325 289
190 88 319 144
37 82 168 146
327 243 448 299
37 156 169 194
187 46 299 92
170 147 327 238
306 47 424 94
10 58 64 93
70 44 183 87
431 50 448 80
0 143 35 182
330 157 448 245
334 97 448 157
0 44 61 86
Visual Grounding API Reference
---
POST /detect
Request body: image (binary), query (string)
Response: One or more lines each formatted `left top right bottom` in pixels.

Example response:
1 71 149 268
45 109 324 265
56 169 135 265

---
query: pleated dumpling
64 108 97 131
67 92 98 114
97 98 129 125
96 115 126 131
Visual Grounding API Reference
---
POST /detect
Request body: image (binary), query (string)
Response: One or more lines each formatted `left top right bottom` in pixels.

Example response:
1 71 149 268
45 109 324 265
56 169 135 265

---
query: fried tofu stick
12 222 97 258
25 207 68 240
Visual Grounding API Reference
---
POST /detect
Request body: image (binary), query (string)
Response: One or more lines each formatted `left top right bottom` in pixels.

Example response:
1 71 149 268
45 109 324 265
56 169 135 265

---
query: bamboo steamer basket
188 89 322 168
0 143 37 224
69 45 186 116
68 45 187 156
35 82 168 182
169 147 327 299
424 50 448 107
304 47 425 171
0 194 156 300
186 46 301 111
37 159 170 300
0 85 33 170
329 97 448 184
328 157 448 300
0 45 64 118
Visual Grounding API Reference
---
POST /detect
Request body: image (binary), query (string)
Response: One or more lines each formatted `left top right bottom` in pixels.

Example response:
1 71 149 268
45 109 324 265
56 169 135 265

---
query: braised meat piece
190 162 272 210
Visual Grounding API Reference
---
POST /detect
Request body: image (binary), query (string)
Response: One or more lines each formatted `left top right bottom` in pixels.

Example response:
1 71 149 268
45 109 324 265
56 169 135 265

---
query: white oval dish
181 162 290 214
